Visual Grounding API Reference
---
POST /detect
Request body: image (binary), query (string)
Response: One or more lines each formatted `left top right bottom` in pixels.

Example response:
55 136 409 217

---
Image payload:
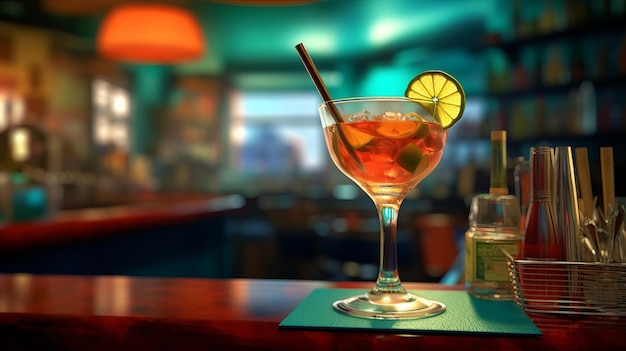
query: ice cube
402 112 426 121
348 110 371 121
380 111 403 120
384 167 399 179
369 138 397 163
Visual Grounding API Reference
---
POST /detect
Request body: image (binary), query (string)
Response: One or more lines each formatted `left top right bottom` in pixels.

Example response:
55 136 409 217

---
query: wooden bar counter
0 274 624 350
0 194 245 253
0 195 245 278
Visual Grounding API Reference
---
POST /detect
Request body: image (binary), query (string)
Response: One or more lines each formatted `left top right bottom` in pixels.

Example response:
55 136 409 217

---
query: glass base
333 289 446 319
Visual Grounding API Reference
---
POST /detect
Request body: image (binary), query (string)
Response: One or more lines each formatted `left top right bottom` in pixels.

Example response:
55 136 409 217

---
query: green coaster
279 288 541 336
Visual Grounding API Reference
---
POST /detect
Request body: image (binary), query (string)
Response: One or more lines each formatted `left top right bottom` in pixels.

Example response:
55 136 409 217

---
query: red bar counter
0 275 624 350
0 195 245 278
0 194 245 253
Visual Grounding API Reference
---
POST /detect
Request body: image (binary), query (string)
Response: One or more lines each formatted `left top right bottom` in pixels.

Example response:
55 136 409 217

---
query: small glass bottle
465 131 523 300
523 146 564 260
521 147 565 308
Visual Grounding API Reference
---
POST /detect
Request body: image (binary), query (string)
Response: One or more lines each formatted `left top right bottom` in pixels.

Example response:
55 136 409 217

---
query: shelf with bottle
506 0 625 48
501 14 626 56
480 86 626 142
477 1 626 144
485 0 626 99
485 32 626 98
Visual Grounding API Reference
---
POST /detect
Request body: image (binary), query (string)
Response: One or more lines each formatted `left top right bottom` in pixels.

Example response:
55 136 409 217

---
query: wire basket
504 250 626 316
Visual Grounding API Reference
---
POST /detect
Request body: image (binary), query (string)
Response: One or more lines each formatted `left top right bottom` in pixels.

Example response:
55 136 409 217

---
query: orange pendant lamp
96 4 205 64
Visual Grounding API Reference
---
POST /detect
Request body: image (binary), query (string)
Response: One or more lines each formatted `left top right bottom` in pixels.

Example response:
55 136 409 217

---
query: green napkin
279 288 541 336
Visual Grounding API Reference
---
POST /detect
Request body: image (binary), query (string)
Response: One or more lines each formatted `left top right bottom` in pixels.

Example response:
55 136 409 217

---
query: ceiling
0 0 494 74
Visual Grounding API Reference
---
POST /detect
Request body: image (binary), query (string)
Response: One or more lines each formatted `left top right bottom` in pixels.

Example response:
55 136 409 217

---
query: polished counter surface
0 194 244 253
0 195 245 279
0 274 624 350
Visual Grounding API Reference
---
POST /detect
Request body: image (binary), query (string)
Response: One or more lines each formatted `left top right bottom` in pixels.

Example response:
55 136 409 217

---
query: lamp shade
96 4 205 64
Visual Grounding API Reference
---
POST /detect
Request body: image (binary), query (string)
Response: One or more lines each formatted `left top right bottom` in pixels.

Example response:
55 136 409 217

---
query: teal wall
129 65 170 156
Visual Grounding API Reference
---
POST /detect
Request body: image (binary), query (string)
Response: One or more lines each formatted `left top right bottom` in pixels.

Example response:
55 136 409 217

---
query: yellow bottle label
473 240 520 282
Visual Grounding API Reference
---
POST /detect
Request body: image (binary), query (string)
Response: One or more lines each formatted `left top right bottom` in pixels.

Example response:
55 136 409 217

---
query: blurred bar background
0 0 624 283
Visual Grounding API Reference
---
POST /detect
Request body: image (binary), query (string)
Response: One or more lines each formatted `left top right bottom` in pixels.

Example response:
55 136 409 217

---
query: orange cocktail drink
325 119 446 196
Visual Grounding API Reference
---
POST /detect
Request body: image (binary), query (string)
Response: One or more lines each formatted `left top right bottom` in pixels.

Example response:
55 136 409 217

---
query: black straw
295 42 364 171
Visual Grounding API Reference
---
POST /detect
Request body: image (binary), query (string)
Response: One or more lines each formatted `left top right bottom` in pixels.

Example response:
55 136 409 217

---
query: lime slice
396 143 429 174
404 70 465 129
340 124 374 149
375 120 421 139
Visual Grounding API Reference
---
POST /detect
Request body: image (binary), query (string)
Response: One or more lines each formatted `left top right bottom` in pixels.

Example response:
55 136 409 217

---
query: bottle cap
491 130 506 141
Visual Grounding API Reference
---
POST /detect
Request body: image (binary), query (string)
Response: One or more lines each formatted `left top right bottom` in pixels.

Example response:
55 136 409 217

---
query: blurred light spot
331 217 348 233
93 79 109 106
10 127 29 162
332 184 359 200
0 96 7 131
111 89 130 117
370 20 402 45
342 261 360 277
294 35 335 55
10 97 24 124
359 263 378 280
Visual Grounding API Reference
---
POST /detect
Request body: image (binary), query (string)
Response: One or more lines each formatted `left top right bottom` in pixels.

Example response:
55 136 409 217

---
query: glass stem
374 204 405 293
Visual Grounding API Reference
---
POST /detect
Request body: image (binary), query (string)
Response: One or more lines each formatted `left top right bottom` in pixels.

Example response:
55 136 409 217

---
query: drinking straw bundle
574 146 624 263
504 146 625 317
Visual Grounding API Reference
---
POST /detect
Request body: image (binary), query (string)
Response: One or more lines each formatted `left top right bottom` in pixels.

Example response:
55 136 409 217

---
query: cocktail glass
319 97 448 319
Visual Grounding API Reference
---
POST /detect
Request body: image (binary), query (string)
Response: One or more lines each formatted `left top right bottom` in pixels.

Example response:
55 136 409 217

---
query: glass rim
318 96 414 107
318 96 436 122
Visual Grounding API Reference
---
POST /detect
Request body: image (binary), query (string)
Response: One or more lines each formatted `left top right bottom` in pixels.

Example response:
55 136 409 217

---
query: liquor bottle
569 40 586 82
521 147 566 309
465 131 523 300
543 44 566 86
514 156 530 232
595 36 610 79
537 0 556 34
523 146 564 259
488 130 508 196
